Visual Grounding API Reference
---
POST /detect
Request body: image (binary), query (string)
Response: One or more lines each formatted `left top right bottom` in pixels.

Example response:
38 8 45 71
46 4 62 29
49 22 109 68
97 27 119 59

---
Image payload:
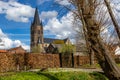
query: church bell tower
30 8 44 52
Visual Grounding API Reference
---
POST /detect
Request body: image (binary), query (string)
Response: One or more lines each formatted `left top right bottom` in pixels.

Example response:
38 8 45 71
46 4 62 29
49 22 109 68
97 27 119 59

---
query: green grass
0 71 108 80
81 63 101 68
117 63 120 67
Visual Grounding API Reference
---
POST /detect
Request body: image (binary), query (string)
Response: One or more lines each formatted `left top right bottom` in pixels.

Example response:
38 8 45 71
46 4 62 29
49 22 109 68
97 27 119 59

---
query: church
30 8 71 53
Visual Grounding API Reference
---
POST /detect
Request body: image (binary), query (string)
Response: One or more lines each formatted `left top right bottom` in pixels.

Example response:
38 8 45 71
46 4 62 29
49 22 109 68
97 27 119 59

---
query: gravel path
29 68 103 73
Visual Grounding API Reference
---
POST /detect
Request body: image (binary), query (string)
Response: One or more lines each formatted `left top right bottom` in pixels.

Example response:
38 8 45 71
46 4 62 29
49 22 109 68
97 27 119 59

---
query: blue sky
0 0 120 50
0 0 75 50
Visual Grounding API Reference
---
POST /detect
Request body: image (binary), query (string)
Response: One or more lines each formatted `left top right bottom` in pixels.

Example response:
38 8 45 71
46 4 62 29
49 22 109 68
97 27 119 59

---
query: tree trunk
104 0 120 42
87 25 120 80
70 0 120 79
80 0 120 79
83 23 95 65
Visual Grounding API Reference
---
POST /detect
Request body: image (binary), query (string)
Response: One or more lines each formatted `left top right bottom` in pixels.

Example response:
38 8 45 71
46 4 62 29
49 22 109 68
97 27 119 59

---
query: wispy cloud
37 0 51 5
40 11 58 21
44 11 76 40
55 0 70 6
0 28 30 50
6 33 30 36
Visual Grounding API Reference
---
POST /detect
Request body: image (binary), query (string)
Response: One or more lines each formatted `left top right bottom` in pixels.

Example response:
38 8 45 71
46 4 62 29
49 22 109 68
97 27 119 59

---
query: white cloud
111 0 120 4
0 28 30 50
44 12 75 40
0 29 7 37
40 11 58 20
37 0 50 5
115 46 120 55
55 0 70 6
0 0 34 22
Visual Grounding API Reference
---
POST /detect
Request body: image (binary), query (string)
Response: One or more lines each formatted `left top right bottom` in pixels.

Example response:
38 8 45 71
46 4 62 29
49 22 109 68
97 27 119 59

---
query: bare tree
73 0 110 65
104 0 120 43
72 4 95 65
70 0 120 79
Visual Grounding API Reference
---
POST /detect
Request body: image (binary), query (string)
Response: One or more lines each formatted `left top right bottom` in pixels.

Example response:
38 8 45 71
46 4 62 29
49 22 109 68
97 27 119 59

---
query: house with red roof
0 50 7 53
8 46 26 54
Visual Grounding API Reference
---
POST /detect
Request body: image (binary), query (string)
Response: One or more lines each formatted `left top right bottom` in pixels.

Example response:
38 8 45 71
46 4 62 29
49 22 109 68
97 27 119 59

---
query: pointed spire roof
33 7 42 25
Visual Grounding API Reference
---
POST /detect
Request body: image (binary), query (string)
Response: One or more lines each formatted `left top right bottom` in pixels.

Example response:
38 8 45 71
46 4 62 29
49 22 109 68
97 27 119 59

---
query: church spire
33 7 41 25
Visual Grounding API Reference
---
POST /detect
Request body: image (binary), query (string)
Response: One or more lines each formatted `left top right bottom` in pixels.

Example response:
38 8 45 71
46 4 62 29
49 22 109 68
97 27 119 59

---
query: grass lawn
117 63 120 67
0 71 108 80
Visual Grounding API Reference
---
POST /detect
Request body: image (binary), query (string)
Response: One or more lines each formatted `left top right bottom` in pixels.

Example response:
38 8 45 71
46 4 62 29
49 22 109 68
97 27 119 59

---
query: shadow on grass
90 72 108 80
37 72 59 80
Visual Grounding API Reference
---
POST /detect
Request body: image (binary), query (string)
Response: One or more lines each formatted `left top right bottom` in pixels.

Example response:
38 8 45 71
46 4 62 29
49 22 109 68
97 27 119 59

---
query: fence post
71 53 74 67
59 53 62 67
24 53 28 71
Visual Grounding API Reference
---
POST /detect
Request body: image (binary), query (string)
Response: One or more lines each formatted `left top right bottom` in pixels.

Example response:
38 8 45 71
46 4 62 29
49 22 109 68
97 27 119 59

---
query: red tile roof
8 46 23 51
0 50 7 53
